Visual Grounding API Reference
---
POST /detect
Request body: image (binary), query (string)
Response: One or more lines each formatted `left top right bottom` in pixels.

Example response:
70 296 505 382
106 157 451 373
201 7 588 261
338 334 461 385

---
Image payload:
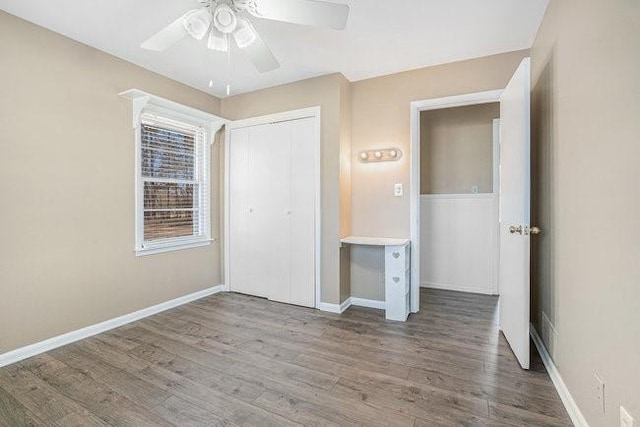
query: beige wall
0 11 222 353
349 51 527 300
339 77 353 302
220 73 352 305
350 246 385 301
350 50 528 238
531 0 640 425
420 103 499 195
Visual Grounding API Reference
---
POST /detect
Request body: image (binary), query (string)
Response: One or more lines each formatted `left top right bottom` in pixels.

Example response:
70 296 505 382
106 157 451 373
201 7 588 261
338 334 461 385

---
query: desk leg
384 244 410 322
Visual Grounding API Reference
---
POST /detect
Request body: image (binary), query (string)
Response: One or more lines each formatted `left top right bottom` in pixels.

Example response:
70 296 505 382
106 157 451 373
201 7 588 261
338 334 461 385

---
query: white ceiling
0 0 549 98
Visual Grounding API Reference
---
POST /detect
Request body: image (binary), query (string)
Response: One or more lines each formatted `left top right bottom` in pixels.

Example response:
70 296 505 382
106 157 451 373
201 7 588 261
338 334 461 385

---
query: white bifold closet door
229 118 316 308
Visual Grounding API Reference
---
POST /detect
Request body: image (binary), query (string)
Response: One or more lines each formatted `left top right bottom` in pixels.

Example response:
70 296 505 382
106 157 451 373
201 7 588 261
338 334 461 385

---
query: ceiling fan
141 0 350 73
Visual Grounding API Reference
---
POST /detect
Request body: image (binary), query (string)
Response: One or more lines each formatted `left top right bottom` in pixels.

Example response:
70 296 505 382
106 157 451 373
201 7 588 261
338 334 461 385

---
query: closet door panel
229 129 262 296
248 123 291 302
229 118 316 308
288 118 316 307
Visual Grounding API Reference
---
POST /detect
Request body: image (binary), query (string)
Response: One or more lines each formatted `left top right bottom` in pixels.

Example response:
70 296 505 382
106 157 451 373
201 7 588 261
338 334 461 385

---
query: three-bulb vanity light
359 148 403 163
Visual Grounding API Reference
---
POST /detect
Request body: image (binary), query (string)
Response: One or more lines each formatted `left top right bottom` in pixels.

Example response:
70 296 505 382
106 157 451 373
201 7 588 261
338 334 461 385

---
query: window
136 112 211 255
121 89 223 256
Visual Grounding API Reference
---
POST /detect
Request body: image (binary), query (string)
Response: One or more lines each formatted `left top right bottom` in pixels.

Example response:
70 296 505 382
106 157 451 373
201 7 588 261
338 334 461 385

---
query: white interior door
288 118 316 307
228 117 316 308
229 123 290 298
229 128 261 296
499 58 532 369
249 123 291 301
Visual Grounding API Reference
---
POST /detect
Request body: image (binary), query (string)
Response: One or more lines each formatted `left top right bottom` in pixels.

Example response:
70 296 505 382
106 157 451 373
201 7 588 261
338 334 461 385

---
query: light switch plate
394 183 403 197
621 406 634 427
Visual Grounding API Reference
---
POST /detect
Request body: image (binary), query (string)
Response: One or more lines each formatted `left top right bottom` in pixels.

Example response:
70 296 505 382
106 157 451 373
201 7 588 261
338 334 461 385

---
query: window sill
135 239 213 257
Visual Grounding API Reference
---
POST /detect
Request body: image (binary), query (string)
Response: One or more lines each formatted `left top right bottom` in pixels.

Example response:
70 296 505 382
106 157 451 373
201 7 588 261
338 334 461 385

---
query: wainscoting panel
420 194 499 295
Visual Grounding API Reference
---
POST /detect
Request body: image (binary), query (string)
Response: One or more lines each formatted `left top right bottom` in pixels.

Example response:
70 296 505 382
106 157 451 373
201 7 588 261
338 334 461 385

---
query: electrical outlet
621 406 634 427
594 374 605 414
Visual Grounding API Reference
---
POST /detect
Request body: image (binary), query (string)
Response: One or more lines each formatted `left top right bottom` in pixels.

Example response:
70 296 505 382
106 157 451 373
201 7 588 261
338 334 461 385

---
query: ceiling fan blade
237 25 280 73
141 10 197 51
251 0 350 30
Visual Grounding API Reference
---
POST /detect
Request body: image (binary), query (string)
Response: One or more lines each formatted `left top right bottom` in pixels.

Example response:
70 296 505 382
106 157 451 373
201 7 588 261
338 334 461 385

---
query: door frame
223 106 322 309
492 118 501 295
409 90 502 312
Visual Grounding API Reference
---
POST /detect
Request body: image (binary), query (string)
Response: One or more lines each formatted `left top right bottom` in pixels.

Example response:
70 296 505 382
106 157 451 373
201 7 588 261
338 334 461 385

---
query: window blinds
140 113 209 245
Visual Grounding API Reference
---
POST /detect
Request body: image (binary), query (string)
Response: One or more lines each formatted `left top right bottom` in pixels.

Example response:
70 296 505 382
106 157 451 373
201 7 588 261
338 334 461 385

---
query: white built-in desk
341 236 411 322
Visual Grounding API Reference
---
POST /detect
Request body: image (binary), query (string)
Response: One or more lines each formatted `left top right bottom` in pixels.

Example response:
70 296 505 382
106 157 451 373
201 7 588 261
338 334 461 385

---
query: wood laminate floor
0 289 572 426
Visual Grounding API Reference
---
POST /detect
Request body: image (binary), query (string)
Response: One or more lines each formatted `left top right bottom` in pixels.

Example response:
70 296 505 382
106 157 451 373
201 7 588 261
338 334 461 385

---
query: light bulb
209 80 214 88
233 19 257 48
183 9 212 40
389 150 397 158
226 84 231 96
360 152 368 160
374 151 383 159
208 27 229 52
213 4 238 34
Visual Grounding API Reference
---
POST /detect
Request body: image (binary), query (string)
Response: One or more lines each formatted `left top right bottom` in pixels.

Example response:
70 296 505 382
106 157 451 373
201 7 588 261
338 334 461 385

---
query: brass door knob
529 226 542 235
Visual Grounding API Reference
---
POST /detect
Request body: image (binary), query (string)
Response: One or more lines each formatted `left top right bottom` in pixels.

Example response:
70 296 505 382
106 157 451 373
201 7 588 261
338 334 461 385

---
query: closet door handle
285 210 292 217
247 207 254 214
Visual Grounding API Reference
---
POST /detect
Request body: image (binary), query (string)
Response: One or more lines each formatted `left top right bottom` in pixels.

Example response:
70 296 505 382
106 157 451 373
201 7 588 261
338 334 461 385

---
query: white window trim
120 89 227 256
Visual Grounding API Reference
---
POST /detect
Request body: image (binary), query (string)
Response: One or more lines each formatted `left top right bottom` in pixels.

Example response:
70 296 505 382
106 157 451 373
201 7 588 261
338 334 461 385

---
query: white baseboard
350 297 386 310
530 324 589 427
318 298 352 314
318 302 340 313
540 311 559 361
421 281 497 295
0 285 224 368
319 297 386 314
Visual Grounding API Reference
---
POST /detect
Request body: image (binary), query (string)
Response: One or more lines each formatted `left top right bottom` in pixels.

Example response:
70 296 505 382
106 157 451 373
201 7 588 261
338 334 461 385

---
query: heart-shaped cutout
393 252 400 259
393 277 400 283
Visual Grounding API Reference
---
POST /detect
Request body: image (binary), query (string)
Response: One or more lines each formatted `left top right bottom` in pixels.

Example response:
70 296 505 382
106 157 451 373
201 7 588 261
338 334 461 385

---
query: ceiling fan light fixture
230 0 249 11
142 0 350 74
183 8 212 40
207 27 229 51
233 18 257 48
213 4 238 34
